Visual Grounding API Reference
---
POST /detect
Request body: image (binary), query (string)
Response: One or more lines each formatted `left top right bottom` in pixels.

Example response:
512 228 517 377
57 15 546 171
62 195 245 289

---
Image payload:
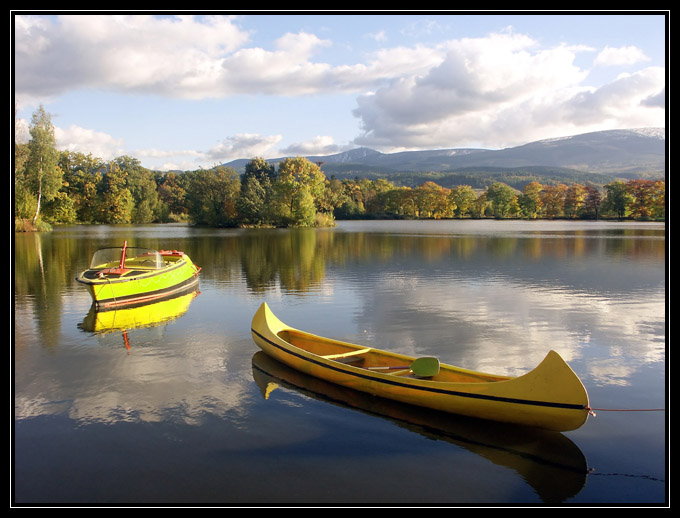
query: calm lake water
13 220 667 506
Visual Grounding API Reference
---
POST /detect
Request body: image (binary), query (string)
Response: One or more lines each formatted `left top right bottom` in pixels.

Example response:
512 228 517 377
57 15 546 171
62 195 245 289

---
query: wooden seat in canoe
321 348 372 364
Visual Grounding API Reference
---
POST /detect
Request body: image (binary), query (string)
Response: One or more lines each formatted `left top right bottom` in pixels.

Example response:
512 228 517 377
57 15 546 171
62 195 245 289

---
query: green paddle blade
410 356 440 377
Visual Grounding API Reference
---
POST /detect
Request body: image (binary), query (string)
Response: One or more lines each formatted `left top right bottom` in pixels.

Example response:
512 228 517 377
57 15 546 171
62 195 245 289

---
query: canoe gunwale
251 327 587 412
250 302 591 431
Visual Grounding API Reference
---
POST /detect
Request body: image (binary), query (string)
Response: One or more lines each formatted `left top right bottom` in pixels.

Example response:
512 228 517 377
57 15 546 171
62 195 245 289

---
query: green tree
318 177 350 215
449 185 475 218
186 166 241 227
291 185 317 227
58 151 105 223
271 157 326 226
469 191 489 219
518 181 543 219
23 105 62 226
157 172 189 219
237 175 269 225
340 179 366 215
98 162 134 223
111 156 162 223
237 158 277 225
602 181 634 219
485 182 519 218
241 156 276 186
42 191 77 224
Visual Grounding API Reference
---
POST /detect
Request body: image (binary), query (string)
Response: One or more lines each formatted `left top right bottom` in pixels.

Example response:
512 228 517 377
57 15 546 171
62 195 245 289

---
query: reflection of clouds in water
587 358 637 387
358 271 664 383
15 326 252 426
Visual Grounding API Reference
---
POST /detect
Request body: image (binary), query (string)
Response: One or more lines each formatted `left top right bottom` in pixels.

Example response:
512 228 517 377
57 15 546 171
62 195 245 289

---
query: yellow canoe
250 302 590 431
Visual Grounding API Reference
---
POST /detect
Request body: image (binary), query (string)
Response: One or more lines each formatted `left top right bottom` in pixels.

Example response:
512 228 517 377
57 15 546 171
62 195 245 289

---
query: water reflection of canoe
79 287 200 334
76 241 201 308
251 351 588 504
251 302 590 432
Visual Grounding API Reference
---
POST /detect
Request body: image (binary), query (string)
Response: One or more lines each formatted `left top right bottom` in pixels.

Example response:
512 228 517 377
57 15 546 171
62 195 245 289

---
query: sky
13 11 667 171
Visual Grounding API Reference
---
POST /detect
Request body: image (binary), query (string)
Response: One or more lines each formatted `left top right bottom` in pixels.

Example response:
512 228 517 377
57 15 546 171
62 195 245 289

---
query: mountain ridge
221 127 665 182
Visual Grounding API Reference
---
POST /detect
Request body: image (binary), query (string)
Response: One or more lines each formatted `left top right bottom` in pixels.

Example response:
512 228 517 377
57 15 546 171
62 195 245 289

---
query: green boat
76 241 201 308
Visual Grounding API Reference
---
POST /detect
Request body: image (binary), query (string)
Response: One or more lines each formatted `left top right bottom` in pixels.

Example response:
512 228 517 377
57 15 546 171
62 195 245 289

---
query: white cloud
14 14 252 102
14 14 444 102
52 121 283 171
14 14 666 167
55 124 125 159
280 136 342 156
366 30 387 42
595 45 650 66
202 133 283 165
352 33 665 150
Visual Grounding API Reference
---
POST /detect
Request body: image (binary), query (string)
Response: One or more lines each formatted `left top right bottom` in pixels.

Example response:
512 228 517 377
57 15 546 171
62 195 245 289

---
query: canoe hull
251 302 590 431
76 253 200 308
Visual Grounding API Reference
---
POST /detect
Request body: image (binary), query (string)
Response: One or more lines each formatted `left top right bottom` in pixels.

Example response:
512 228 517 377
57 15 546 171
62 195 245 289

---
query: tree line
15 106 665 231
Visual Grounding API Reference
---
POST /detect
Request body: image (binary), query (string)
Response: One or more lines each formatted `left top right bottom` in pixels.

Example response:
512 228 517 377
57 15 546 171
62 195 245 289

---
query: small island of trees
15 106 665 231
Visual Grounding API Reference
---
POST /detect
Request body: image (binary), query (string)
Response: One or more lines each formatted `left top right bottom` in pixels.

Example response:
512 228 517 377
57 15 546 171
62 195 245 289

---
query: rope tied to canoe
587 406 665 417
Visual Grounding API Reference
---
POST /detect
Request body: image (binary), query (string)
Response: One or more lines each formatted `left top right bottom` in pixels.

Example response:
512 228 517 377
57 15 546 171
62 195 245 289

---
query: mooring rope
587 406 665 416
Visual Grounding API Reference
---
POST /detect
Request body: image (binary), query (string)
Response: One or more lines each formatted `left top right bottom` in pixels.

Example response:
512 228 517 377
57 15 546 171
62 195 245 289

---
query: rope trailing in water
587 406 665 417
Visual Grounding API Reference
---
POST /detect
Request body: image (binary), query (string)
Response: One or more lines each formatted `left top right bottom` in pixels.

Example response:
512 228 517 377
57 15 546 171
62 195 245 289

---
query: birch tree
24 106 62 226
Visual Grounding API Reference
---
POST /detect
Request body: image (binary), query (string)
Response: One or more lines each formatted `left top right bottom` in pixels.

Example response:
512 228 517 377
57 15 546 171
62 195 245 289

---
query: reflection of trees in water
14 225 666 344
238 229 327 293
234 228 665 294
15 225 666 301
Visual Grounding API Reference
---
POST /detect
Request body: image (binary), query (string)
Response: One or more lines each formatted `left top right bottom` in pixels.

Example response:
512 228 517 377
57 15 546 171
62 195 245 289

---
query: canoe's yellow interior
279 329 511 383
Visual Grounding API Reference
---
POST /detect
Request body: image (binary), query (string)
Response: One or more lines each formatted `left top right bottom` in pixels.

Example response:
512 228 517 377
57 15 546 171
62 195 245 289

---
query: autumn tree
563 184 587 219
415 181 452 218
627 179 665 220
582 185 602 219
540 184 568 219
647 181 666 220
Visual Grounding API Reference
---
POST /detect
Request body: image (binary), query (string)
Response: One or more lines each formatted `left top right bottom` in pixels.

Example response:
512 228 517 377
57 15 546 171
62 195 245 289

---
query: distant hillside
222 128 665 188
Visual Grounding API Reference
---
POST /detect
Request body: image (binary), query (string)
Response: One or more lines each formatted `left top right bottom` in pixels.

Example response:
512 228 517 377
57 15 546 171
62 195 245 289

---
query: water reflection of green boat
79 287 200 334
252 351 589 504
76 241 201 308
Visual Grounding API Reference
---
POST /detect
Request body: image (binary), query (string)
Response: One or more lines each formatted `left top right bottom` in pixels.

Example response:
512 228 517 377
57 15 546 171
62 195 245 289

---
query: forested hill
223 128 665 189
